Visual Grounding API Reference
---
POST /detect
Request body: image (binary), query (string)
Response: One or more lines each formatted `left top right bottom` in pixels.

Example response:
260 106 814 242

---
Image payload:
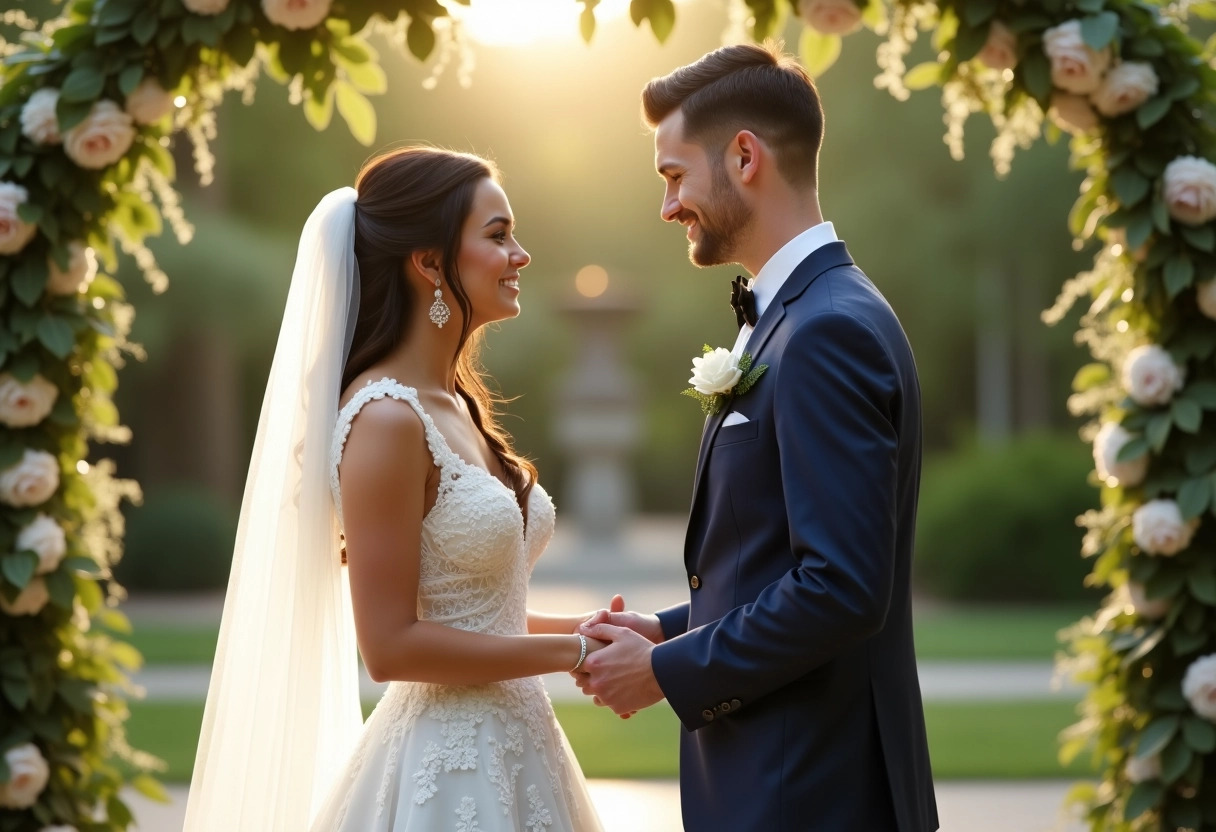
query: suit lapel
685 241 856 543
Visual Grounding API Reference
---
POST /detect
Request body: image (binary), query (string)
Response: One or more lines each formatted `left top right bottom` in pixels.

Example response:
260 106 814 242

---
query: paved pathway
125 780 1085 832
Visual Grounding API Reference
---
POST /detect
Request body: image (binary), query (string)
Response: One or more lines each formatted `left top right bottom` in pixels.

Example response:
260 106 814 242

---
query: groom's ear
731 130 762 186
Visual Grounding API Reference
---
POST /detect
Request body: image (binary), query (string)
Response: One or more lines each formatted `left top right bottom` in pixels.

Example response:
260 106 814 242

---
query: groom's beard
688 164 753 267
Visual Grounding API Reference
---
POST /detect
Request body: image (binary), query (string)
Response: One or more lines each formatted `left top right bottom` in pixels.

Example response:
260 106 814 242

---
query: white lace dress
311 379 604 832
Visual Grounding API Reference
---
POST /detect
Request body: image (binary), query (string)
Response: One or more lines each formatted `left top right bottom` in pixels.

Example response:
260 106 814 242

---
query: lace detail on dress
526 784 554 831
456 797 481 831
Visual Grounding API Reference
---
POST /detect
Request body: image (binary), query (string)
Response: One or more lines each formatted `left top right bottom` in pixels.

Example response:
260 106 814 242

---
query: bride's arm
340 399 595 685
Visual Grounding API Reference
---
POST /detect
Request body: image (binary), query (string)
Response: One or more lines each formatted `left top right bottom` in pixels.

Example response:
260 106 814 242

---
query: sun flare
449 0 638 47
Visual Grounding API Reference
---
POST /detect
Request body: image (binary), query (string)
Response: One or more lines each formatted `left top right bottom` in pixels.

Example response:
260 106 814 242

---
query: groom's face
655 111 752 267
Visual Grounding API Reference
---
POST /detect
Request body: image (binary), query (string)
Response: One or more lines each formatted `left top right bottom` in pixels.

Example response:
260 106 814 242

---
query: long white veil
182 187 363 831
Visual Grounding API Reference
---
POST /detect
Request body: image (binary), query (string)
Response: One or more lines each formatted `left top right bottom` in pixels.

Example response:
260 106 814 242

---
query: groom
577 43 939 831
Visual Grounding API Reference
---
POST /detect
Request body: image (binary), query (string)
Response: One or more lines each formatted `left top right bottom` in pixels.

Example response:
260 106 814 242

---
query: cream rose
1125 752 1161 783
125 78 175 126
1093 421 1147 487
1122 344 1185 407
47 241 97 296
262 0 333 30
1049 93 1099 135
1132 499 1196 556
0 744 49 809
689 348 743 396
0 449 60 508
20 88 61 145
0 374 59 429
978 21 1018 71
1163 156 1216 227
1042 20 1111 95
797 0 863 35
1091 62 1158 118
1126 581 1170 620
18 514 67 575
0 182 38 255
62 100 135 171
184 0 230 12
0 578 50 617
1183 654 1216 722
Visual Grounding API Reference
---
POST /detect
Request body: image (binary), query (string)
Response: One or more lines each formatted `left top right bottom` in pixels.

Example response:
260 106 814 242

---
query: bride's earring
429 277 451 328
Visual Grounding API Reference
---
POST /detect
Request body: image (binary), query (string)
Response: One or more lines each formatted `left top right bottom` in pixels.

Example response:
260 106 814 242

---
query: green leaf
406 17 436 60
1181 225 1215 252
334 81 376 147
132 8 158 45
1112 167 1150 206
645 0 676 42
1126 213 1154 251
1185 439 1216 474
1172 396 1202 432
303 87 334 131
1164 254 1196 299
1183 717 1216 753
1177 476 1210 517
342 61 387 95
55 98 93 133
1 552 38 591
1116 436 1150 464
36 316 75 359
904 62 944 91
59 68 105 104
1167 76 1200 101
118 64 145 97
333 39 372 63
1 676 31 710
43 568 74 610
1137 715 1180 760
1147 412 1172 452
1072 362 1110 391
580 7 596 42
1161 736 1193 784
1080 12 1119 51
107 795 135 827
1173 627 1208 655
1151 198 1171 235
131 774 170 803
954 23 989 62
11 257 49 307
1137 97 1172 130
962 0 997 26
799 28 842 77
1188 571 1216 604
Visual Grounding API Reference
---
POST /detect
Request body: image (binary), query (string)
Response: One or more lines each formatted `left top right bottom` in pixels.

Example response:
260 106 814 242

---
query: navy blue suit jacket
651 242 938 832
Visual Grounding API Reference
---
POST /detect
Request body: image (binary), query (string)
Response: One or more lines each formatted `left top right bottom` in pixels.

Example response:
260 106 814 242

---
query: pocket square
722 411 750 427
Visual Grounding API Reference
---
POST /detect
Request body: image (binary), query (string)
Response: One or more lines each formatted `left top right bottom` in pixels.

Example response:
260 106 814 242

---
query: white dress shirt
731 221 838 357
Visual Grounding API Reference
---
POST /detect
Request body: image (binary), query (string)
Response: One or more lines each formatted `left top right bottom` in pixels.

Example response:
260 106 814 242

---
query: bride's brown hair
344 146 536 514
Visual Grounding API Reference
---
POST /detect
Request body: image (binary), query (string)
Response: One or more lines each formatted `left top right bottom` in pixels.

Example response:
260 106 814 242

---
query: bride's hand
579 594 665 644
573 631 638 720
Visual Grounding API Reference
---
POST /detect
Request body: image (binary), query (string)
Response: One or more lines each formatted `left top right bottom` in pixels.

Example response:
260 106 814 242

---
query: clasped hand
572 595 665 717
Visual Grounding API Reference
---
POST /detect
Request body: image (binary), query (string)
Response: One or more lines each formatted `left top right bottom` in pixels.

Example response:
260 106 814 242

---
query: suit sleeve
655 602 690 641
651 311 901 731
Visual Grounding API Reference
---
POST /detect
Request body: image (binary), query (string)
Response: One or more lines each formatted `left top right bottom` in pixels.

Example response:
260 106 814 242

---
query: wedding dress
309 377 604 832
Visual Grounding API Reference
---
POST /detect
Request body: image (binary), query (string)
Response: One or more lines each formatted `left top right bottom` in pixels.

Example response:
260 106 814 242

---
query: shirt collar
750 221 838 318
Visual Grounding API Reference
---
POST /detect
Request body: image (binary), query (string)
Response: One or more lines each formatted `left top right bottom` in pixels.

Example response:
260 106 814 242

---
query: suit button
701 709 715 722
731 699 741 709
690 575 700 590
719 701 731 713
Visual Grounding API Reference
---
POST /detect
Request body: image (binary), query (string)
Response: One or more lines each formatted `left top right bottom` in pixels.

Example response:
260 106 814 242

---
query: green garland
4 0 1216 828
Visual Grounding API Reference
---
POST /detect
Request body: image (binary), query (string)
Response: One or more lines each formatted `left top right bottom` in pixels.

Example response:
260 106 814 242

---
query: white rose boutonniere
683 346 768 415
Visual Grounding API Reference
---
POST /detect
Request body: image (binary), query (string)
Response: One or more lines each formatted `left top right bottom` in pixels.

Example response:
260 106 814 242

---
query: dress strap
329 378 458 522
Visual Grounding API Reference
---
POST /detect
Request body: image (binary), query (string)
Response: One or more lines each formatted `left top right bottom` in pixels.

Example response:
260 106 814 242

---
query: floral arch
1 0 1216 828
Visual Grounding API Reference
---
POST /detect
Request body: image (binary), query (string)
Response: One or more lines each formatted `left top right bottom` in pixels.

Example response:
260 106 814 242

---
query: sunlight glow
575 264 610 298
452 0 637 47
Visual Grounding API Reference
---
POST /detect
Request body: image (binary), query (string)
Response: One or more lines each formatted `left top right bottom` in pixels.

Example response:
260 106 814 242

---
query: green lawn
125 699 1089 783
122 604 1091 667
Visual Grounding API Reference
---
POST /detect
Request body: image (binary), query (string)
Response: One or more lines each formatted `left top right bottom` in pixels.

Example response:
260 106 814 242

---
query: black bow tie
730 276 758 329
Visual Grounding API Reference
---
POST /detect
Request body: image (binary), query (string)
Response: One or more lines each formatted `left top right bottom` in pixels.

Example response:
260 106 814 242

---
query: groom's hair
642 42 823 188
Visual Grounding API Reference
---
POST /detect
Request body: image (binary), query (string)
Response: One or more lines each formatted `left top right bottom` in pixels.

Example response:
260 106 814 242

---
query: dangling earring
429 277 451 328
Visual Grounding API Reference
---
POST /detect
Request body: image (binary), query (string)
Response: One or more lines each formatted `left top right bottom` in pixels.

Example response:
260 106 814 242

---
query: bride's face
455 178 530 329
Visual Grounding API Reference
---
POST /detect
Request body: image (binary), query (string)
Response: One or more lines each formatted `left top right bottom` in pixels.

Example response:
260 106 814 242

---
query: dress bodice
330 378 555 636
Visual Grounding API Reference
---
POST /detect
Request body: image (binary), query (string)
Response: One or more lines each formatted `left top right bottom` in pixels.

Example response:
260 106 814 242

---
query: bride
182 147 608 831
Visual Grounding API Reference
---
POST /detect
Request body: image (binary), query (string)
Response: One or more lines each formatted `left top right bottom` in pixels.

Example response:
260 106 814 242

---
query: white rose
20 88 61 145
1125 752 1161 783
262 0 332 30
1091 62 1158 118
1132 499 1197 556
1163 156 1216 227
689 348 743 396
0 182 37 255
47 241 97 296
1183 654 1216 722
62 100 135 171
1122 344 1185 407
1126 581 1170 620
124 78 175 126
1093 421 1147 487
0 374 59 429
797 0 863 35
0 578 50 617
1198 280 1216 321
0 449 60 508
1042 20 1111 95
978 21 1018 71
18 514 67 575
1048 93 1099 135
184 0 230 12
0 744 49 809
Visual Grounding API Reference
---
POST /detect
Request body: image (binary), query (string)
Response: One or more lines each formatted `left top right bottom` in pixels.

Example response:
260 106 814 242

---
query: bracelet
571 633 588 672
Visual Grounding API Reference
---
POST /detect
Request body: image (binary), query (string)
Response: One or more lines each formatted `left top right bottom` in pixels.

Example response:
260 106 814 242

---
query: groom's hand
574 623 664 716
578 595 665 645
